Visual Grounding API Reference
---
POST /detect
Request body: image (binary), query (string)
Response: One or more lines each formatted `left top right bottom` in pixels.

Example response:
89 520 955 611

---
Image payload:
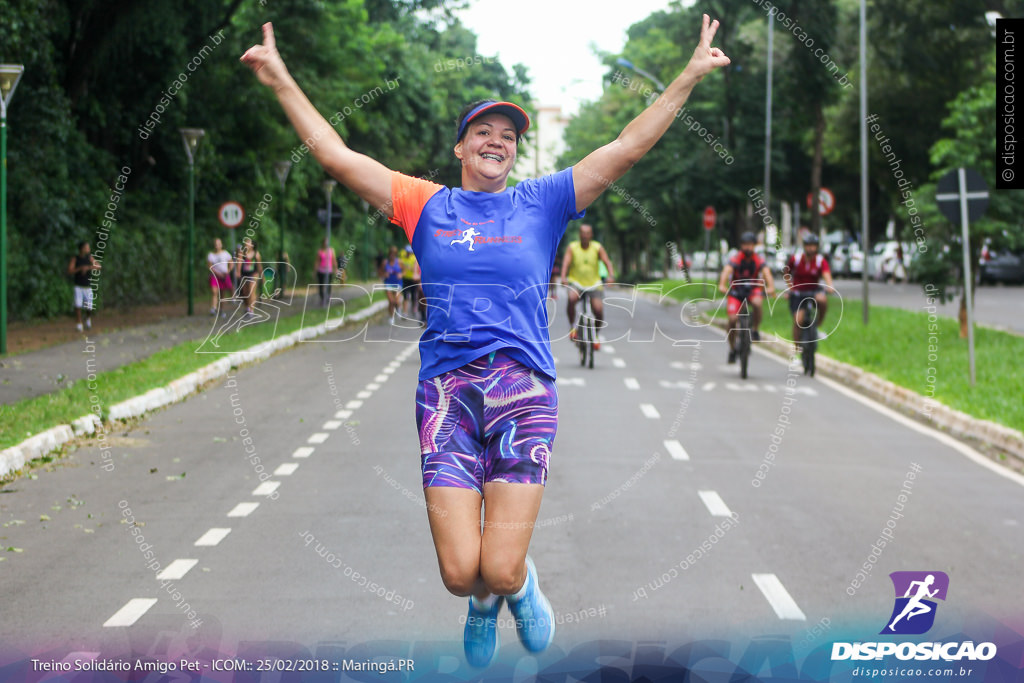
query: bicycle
734 295 752 379
573 289 596 369
797 295 819 377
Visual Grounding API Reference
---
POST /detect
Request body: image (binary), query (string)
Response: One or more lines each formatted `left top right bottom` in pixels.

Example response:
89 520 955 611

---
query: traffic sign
935 167 989 387
218 201 245 228
806 188 835 216
936 168 988 224
703 206 716 231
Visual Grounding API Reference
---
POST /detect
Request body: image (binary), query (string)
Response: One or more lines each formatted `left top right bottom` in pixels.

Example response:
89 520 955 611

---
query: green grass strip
1 291 383 452
645 279 1024 433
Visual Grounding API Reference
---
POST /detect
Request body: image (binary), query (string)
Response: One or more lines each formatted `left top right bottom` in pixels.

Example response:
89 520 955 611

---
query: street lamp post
0 64 25 356
179 127 205 316
322 178 337 247
363 208 371 282
274 160 292 296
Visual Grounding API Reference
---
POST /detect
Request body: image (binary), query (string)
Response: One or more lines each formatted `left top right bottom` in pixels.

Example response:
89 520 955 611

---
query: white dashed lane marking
227 502 260 517
623 377 640 391
292 447 314 458
155 559 199 581
252 481 280 497
307 433 330 444
752 573 807 621
322 420 343 430
612 358 626 368
194 528 231 547
103 599 158 628
374 374 389 382
334 410 352 419
356 390 372 399
663 440 690 461
697 490 733 517
640 404 661 419
345 400 363 410
274 463 299 476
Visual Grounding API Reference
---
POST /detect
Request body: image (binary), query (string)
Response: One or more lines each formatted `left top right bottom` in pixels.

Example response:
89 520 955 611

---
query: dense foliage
558 0 1023 289
0 0 529 319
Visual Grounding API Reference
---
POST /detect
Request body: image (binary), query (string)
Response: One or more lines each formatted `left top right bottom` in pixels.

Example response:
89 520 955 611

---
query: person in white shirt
207 238 233 315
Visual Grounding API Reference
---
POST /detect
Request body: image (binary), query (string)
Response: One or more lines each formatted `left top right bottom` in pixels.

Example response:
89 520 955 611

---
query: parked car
979 245 1024 284
868 241 911 282
690 250 722 272
829 243 863 277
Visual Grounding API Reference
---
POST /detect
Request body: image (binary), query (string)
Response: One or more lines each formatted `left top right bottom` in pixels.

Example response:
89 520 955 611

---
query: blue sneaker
464 595 503 668
507 556 555 652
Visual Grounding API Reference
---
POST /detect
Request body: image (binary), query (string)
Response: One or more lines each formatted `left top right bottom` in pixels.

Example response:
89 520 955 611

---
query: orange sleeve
389 171 445 242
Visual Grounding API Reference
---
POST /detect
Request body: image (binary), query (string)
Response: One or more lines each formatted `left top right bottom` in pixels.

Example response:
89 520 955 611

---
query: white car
868 241 911 281
830 243 864 277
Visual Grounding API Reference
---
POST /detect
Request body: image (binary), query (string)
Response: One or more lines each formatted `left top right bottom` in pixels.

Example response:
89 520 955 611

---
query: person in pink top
315 238 336 307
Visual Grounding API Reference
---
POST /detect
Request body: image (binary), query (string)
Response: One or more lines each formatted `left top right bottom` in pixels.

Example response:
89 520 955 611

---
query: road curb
0 301 388 479
717 319 1024 464
633 288 1024 464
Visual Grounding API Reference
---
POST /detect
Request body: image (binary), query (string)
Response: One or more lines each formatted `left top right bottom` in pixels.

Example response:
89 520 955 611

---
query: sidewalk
0 286 368 406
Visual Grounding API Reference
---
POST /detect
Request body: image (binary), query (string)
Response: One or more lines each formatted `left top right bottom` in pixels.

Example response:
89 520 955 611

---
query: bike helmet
740 231 757 244
804 234 820 245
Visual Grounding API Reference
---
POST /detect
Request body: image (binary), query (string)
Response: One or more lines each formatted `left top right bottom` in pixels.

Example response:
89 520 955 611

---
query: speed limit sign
218 201 245 228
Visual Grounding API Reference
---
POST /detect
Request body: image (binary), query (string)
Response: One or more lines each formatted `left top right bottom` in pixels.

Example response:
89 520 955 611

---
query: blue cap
455 101 530 144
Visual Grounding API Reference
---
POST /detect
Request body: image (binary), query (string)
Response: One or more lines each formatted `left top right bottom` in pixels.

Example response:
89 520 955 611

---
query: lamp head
274 160 292 186
0 64 25 113
179 128 206 164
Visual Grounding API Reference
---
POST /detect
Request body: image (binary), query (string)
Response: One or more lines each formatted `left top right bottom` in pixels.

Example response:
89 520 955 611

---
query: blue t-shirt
383 259 403 286
390 168 584 381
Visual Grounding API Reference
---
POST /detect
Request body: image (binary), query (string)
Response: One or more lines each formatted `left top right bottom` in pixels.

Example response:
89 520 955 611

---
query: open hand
240 23 290 90
685 14 731 82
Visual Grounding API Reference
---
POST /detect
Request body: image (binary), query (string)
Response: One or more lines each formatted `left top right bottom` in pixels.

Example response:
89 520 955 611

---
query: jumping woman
242 15 729 667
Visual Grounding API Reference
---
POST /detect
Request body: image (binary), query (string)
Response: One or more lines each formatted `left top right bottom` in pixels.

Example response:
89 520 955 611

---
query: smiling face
455 112 518 192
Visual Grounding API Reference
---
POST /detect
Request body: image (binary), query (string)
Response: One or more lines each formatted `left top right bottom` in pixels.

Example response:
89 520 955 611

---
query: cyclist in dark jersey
242 15 730 668
783 234 833 351
718 231 775 362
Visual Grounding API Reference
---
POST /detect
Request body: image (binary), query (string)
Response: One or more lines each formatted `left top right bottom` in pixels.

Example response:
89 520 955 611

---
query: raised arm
241 23 393 216
573 14 730 213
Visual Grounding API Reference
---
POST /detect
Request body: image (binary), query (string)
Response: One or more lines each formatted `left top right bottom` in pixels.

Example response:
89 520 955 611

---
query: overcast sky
454 0 688 115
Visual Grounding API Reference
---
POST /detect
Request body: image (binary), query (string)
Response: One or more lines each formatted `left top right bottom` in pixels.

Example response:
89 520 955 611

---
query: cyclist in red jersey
717 232 775 363
783 234 833 350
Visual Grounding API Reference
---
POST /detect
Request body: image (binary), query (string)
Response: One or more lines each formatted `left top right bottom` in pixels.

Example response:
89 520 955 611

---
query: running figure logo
880 571 949 635
450 227 481 251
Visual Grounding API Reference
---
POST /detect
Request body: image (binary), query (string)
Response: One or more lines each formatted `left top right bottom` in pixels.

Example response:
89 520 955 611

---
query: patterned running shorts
415 349 558 493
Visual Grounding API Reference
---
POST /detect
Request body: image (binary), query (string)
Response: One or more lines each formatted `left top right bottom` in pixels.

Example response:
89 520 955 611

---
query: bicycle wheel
737 309 751 379
577 318 587 367
800 302 818 377
587 316 595 369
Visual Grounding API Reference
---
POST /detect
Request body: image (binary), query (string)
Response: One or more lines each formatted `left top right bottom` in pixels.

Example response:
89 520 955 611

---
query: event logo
881 571 949 635
833 570 996 663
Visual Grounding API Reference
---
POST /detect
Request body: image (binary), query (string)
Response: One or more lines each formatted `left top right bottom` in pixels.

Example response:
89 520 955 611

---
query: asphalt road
2 290 1022 678
830 278 1024 335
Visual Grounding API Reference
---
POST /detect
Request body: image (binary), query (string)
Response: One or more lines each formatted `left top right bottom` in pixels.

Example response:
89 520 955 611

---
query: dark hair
77 240 89 251
456 99 523 145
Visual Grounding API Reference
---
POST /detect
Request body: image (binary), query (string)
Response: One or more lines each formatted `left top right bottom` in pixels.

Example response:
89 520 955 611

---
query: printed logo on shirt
434 223 523 252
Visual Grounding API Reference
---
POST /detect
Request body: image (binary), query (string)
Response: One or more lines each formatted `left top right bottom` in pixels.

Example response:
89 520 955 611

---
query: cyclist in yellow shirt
561 224 615 350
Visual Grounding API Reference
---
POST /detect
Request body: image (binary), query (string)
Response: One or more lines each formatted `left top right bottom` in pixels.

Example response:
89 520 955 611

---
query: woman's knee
480 555 527 596
438 557 480 596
